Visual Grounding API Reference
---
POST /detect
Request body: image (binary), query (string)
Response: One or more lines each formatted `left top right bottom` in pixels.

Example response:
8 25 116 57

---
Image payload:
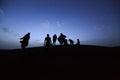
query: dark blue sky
0 0 120 49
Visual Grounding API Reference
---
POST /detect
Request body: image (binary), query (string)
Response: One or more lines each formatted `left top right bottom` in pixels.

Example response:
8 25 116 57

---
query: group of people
20 32 80 49
44 33 80 46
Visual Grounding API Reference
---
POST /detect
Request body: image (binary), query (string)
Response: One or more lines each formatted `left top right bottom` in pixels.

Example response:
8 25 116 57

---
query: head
60 33 63 35
47 34 49 37
28 32 30 35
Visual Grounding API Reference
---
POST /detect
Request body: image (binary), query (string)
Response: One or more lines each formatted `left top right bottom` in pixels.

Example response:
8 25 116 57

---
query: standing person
76 39 80 45
58 33 66 45
20 32 30 49
53 34 57 45
64 39 68 46
44 34 52 47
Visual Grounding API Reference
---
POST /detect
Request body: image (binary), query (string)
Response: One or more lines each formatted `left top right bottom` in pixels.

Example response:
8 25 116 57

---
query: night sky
0 0 120 49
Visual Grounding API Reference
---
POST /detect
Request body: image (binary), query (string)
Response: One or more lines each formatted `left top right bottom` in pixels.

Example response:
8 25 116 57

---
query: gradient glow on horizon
0 0 120 49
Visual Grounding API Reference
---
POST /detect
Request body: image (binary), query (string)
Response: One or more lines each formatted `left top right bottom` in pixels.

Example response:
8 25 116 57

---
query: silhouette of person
44 34 52 47
64 39 68 45
69 39 74 45
76 39 80 45
58 33 66 45
20 32 30 49
52 34 57 45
